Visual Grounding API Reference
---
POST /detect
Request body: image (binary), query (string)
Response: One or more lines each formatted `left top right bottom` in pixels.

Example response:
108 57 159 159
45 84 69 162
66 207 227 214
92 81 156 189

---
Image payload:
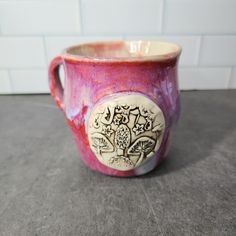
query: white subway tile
10 70 49 93
158 36 200 66
45 36 123 63
126 35 200 66
228 68 236 89
200 36 236 66
0 37 46 68
81 0 162 34
165 0 236 34
179 68 231 90
0 70 12 94
0 0 80 35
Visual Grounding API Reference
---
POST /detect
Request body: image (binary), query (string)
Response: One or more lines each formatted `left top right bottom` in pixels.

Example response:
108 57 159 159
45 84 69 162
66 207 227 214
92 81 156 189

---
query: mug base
80 152 167 177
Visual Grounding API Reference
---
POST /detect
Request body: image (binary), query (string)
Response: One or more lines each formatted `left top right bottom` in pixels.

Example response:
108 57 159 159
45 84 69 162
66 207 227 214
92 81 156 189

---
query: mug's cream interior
66 41 181 60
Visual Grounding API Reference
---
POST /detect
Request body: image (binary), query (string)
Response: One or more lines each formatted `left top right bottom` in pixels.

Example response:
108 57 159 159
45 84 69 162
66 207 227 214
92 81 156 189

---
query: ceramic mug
49 41 181 177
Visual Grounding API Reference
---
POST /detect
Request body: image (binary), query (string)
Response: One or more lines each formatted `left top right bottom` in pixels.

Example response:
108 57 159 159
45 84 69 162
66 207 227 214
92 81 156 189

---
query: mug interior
65 41 181 61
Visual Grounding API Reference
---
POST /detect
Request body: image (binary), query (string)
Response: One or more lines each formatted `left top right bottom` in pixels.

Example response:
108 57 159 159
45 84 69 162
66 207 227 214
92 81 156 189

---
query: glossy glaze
49 41 181 176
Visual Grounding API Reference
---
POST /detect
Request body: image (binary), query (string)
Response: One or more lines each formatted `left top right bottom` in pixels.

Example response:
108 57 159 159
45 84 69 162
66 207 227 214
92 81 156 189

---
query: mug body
49 41 181 177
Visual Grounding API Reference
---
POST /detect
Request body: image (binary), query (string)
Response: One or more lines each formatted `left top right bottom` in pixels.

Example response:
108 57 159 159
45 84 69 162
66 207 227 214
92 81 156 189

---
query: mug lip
62 40 182 63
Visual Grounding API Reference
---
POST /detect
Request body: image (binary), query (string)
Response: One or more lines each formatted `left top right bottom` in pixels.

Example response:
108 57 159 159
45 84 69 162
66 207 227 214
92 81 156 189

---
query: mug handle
49 56 64 112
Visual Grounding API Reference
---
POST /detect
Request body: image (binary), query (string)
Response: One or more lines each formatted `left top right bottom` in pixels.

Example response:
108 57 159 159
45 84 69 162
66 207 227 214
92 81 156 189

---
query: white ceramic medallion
87 94 165 171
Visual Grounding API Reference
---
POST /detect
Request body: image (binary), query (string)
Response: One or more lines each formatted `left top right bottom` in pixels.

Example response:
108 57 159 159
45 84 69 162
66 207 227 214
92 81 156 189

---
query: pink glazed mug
49 41 181 177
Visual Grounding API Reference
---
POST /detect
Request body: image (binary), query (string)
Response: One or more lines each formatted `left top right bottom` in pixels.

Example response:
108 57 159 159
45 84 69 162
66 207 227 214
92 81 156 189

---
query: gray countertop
0 91 235 236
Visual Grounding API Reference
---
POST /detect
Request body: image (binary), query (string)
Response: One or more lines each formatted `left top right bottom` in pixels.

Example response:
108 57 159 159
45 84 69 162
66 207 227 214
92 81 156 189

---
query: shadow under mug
49 41 181 177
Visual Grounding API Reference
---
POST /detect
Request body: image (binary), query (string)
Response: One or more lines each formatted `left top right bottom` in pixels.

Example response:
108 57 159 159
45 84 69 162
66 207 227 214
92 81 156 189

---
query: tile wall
0 0 235 93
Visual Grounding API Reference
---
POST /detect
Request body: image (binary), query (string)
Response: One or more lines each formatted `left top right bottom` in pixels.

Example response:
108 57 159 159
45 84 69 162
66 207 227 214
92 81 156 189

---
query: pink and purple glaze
49 41 181 177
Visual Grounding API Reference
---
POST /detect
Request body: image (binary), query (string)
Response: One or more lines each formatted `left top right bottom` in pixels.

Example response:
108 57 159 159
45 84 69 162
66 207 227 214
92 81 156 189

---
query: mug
49 41 181 177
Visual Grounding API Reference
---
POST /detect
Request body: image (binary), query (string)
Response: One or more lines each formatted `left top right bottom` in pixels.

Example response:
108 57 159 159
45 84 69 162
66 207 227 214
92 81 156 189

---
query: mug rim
62 40 182 63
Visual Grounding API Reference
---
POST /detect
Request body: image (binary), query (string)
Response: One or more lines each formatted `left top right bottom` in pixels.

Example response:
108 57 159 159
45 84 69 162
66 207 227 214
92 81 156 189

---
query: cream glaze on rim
62 40 182 62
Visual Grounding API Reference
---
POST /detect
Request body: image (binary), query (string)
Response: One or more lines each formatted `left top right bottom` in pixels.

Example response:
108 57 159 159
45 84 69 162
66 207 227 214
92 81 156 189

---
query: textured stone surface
0 91 235 236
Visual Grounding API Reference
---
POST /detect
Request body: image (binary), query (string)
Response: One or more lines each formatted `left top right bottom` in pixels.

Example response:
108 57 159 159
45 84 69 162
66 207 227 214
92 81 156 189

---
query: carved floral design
101 125 114 137
132 123 145 135
88 94 165 171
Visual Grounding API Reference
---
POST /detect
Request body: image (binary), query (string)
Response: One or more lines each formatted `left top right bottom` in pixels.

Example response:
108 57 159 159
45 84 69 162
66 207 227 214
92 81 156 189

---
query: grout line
42 36 49 65
227 67 233 89
179 66 232 69
0 67 47 70
0 33 81 38
160 0 165 34
0 34 236 38
196 35 203 66
159 32 236 36
0 35 126 41
0 0 54 1
78 0 84 35
7 69 14 93
0 35 37 38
